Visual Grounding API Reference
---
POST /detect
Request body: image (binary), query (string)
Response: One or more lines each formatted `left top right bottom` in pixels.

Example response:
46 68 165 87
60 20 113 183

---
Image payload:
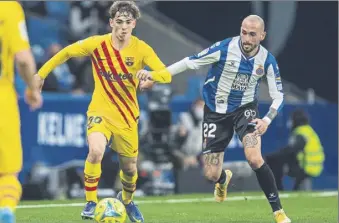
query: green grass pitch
17 191 338 223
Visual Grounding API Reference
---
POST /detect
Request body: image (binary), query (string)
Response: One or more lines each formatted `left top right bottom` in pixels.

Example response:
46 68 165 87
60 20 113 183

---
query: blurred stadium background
15 1 337 203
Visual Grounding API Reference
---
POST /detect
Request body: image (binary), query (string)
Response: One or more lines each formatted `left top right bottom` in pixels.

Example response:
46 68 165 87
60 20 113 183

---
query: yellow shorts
86 114 139 157
0 89 22 174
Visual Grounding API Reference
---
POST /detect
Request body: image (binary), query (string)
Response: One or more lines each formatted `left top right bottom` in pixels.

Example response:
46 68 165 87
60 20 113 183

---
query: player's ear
132 20 136 28
109 18 114 28
261 31 266 41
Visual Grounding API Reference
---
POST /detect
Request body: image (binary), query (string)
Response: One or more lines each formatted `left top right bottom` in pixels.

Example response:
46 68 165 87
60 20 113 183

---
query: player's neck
241 44 260 58
111 34 131 51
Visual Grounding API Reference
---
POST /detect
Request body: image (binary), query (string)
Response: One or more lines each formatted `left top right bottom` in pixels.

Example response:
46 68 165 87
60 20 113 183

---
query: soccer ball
94 198 127 223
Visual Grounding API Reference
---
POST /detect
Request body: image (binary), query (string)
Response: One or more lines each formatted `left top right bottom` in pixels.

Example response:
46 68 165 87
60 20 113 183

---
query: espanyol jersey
186 36 284 114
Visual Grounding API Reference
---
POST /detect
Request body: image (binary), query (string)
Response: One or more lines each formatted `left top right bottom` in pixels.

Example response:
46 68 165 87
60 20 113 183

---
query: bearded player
34 2 171 222
137 15 291 223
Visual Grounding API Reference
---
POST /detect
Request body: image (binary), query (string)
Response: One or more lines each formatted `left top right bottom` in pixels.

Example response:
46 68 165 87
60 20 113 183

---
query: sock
0 175 22 211
217 170 226 184
120 170 137 205
254 163 282 212
84 160 101 203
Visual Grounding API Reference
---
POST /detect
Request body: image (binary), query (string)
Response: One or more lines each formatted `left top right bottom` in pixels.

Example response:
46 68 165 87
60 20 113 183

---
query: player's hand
136 69 153 81
251 118 269 136
139 79 154 91
24 88 43 111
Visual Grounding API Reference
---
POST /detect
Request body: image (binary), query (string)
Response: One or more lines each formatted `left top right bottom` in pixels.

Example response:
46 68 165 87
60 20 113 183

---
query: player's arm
8 2 42 110
155 41 223 77
141 44 171 83
16 51 39 91
37 37 96 84
138 41 224 83
9 3 39 92
262 59 284 125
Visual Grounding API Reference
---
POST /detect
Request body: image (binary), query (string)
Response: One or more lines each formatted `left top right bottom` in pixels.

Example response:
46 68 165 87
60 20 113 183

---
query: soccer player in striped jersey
0 2 43 223
137 15 291 223
35 2 171 222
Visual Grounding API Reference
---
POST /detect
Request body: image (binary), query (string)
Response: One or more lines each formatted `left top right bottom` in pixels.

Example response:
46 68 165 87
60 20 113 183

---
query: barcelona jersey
38 34 171 128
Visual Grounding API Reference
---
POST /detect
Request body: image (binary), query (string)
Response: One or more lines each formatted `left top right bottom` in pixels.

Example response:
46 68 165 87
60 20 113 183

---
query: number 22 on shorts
203 123 217 138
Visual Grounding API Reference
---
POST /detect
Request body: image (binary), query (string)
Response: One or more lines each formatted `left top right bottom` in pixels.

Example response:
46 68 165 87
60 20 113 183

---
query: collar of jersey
238 38 260 60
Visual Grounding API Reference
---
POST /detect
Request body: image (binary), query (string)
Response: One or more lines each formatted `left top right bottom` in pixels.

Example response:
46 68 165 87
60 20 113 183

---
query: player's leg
81 115 111 220
235 106 290 223
202 106 233 202
112 126 144 222
242 133 290 222
0 173 21 223
0 100 22 223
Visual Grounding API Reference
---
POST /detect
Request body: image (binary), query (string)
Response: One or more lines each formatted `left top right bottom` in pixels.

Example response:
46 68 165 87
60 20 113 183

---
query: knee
121 162 137 177
247 155 264 170
203 165 220 182
87 142 105 163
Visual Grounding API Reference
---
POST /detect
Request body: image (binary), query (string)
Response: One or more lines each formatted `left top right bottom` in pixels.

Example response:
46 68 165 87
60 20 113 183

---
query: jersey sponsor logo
99 69 133 82
125 57 134 66
231 73 250 91
244 109 257 119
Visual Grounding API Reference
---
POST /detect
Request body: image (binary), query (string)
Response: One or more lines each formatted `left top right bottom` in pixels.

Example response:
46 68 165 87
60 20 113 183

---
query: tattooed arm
263 107 278 125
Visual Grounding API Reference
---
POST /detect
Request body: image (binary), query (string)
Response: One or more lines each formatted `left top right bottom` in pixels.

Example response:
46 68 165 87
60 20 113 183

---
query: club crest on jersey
256 65 264 75
125 57 134 66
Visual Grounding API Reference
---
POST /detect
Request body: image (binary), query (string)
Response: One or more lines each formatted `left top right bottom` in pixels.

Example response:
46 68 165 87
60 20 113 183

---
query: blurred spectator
69 1 110 40
68 57 94 94
172 98 204 169
22 1 48 17
266 109 325 191
39 43 75 92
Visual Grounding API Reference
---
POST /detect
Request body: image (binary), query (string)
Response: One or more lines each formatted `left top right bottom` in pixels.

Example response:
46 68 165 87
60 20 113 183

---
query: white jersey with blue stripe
185 36 284 114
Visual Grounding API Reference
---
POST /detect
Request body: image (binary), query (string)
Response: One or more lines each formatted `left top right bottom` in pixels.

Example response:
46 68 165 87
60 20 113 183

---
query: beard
241 43 257 53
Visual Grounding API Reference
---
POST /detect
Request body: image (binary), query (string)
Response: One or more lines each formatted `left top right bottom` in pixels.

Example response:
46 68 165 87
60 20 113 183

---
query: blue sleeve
185 38 231 68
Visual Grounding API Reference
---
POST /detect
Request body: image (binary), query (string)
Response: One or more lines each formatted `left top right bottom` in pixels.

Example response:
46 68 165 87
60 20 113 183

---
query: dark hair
291 108 309 127
109 1 141 20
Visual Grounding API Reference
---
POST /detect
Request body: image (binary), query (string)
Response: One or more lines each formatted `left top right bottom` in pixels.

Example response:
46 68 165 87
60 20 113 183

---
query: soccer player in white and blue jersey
137 15 291 223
